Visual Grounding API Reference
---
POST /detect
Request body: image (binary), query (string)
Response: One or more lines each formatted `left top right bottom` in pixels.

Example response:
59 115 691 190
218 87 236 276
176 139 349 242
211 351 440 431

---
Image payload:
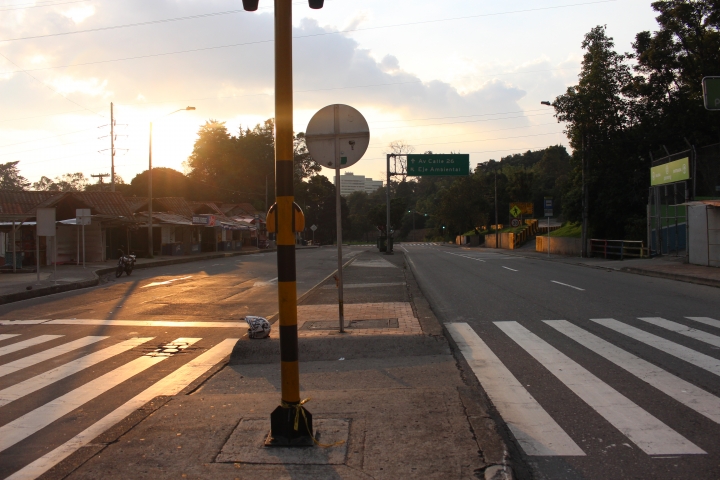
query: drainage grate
301 318 399 330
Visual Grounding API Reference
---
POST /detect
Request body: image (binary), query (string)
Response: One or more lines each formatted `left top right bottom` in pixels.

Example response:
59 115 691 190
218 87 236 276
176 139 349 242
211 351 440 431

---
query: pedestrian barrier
589 239 648 259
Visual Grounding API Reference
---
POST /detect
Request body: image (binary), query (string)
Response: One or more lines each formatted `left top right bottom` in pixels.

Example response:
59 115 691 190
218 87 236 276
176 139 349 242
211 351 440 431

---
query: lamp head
242 0 259 11
243 0 324 10
540 101 552 106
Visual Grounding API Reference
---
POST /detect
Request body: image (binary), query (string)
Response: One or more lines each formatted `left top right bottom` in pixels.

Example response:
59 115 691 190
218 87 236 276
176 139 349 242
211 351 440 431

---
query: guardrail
589 239 648 259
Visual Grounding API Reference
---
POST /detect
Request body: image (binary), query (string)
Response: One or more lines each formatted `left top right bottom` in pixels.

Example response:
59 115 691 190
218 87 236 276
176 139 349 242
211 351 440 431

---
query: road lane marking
445 322 584 456
401 245 409 253
0 334 21 342
0 337 155 407
0 335 63 358
0 336 108 378
592 318 720 377
40 320 245 328
496 321 704 455
546 320 720 424
502 266 518 272
141 275 193 288
321 282 406 289
253 277 278 287
638 317 720 348
445 252 485 262
551 281 584 291
7 338 238 480
0 320 49 325
686 317 720 329
0 336 185 453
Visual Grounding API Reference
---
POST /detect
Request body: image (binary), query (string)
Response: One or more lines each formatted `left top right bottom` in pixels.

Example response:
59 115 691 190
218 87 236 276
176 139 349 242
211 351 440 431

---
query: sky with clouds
0 0 659 187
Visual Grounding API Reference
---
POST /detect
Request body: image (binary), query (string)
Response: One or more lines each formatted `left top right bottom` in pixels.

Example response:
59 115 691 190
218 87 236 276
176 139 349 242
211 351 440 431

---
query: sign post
305 104 369 334
544 198 553 257
37 208 56 284
76 209 91 268
310 224 317 244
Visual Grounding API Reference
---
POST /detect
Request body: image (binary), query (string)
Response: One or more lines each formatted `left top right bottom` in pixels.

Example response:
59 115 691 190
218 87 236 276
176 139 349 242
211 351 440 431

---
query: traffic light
242 0 324 10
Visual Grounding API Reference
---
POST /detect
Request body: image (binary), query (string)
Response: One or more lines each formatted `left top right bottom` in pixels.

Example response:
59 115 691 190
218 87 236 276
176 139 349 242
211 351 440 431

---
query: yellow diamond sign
509 205 522 218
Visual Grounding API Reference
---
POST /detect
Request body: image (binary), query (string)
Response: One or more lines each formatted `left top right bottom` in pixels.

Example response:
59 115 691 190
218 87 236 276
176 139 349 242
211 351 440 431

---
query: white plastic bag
245 316 271 339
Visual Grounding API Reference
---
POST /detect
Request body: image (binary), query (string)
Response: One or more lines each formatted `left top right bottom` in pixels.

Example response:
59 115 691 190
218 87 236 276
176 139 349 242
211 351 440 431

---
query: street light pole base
265 405 314 447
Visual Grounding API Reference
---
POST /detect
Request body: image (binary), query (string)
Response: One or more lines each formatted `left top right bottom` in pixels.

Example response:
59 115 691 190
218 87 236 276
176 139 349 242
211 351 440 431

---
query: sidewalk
467 242 720 288
62 250 514 480
0 248 276 305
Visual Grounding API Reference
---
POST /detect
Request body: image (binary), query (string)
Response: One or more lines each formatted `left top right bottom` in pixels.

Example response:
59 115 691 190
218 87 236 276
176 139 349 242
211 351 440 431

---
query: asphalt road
0 246 362 479
401 243 720 480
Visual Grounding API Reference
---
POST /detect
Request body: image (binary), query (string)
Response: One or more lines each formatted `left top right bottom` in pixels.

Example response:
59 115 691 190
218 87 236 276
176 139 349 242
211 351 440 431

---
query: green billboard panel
407 154 469 176
703 77 720 111
651 157 690 186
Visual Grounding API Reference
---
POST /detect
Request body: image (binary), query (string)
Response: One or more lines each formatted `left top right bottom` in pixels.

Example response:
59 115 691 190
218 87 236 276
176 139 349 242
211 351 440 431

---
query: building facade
333 172 384 196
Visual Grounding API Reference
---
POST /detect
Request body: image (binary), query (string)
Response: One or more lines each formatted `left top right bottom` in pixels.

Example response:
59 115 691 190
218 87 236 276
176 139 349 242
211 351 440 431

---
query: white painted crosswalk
0 332 238 479
449 315 720 458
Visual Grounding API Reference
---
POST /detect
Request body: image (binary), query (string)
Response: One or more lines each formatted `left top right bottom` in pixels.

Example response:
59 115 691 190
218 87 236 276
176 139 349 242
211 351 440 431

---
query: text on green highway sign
407 154 469 176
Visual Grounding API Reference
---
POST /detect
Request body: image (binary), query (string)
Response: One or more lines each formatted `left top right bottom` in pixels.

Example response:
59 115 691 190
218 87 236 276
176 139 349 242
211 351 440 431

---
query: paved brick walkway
267 302 422 337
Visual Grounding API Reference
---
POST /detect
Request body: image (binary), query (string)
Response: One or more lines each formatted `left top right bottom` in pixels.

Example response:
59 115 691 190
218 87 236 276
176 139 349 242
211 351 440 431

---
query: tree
129 167 192 198
0 161 30 191
32 172 88 191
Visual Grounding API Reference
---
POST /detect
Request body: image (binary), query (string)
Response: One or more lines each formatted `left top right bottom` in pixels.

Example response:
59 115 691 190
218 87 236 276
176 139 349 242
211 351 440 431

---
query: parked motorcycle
115 250 136 277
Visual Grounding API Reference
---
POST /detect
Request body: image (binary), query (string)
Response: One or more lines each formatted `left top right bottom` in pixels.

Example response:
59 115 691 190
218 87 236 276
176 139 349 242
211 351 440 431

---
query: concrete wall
485 233 514 249
536 236 582 256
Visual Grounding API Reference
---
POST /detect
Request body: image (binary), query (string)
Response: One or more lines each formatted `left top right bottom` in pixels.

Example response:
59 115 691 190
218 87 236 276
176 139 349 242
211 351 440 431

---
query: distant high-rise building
333 172 383 196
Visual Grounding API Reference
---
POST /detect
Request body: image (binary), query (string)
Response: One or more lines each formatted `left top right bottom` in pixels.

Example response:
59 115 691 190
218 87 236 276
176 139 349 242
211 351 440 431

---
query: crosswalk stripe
546 320 720 424
593 318 720 377
7 338 238 480
0 337 155 408
497 321 704 455
639 317 720 348
446 323 584 456
0 337 198 454
0 336 108 378
0 334 21 342
0 335 63 357
686 317 720 329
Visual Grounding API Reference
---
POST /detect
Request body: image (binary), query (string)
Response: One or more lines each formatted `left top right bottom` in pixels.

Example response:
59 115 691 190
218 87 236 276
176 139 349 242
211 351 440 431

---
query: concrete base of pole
266 405 314 447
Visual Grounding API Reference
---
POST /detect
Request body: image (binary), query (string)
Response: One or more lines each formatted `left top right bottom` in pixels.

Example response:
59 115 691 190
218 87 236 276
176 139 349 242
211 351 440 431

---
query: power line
369 121 562 145
372 112 554 130
0 0 92 12
0 126 98 149
0 52 104 117
368 131 565 150
0 1 309 42
0 0 615 74
0 109 88 124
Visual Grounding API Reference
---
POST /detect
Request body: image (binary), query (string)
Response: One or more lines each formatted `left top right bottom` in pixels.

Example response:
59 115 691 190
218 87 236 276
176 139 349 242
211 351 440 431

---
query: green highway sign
651 157 690 186
407 154 469 176
703 77 720 110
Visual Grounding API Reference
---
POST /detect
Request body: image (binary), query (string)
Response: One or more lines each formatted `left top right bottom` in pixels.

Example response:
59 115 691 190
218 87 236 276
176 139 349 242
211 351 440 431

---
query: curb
472 245 720 288
403 251 516 479
620 267 720 289
0 249 277 306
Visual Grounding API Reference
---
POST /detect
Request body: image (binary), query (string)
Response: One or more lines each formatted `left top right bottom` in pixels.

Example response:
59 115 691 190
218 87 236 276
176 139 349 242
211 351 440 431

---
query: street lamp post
243 0 324 447
148 107 195 258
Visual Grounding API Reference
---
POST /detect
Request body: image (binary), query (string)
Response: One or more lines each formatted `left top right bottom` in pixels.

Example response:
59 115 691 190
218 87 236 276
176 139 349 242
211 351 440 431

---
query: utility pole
148 122 153 258
91 173 110 189
581 133 588 257
110 102 115 192
385 153 393 254
242 0 324 447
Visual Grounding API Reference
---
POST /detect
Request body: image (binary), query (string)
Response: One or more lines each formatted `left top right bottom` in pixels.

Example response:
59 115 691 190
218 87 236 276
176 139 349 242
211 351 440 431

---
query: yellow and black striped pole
246 0 321 446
